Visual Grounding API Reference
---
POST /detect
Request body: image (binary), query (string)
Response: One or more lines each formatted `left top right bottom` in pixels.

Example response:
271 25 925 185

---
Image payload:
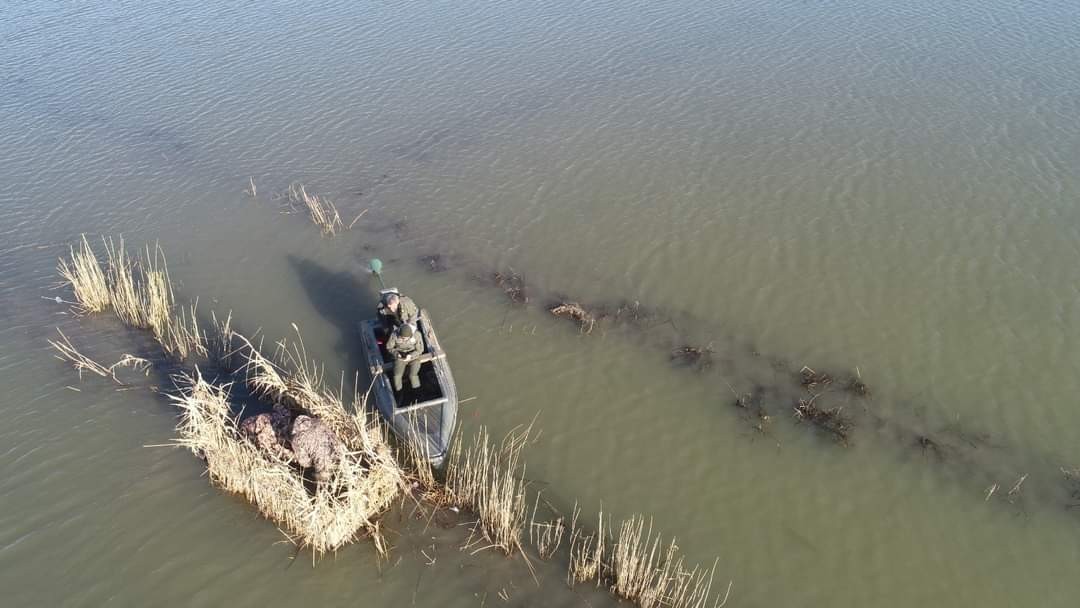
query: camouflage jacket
376 294 419 327
387 330 424 359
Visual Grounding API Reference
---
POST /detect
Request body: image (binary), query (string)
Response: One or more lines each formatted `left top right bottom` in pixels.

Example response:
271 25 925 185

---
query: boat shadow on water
286 255 380 391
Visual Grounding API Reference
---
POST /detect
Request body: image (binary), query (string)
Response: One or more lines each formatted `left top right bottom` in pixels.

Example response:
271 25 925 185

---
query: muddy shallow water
3 1 1080 606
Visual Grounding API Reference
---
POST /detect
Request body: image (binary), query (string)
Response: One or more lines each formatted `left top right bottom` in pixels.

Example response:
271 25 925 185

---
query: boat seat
376 351 444 373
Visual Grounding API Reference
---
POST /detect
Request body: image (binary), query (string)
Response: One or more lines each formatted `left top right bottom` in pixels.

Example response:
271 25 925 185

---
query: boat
358 288 458 468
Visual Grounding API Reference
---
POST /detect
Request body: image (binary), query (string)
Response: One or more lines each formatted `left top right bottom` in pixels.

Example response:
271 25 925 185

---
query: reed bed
56 236 404 556
58 237 206 362
171 370 398 555
528 495 565 560
287 183 344 236
440 425 731 607
568 510 730 608
445 425 531 555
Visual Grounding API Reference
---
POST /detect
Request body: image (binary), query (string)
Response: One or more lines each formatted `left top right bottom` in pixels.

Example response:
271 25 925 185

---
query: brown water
3 1 1080 606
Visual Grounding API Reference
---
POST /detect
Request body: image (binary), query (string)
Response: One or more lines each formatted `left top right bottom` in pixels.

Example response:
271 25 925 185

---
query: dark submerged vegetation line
401 242 1080 518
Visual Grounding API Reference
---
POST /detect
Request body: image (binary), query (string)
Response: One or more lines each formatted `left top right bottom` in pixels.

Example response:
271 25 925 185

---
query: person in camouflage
376 292 419 333
387 322 424 392
240 405 345 483
239 410 292 461
289 415 346 482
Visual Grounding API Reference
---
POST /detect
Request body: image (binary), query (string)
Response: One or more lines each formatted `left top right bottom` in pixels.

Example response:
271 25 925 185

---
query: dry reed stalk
49 329 151 382
445 425 531 555
207 310 238 368
57 235 110 314
171 370 402 556
101 237 148 328
157 303 208 361
141 244 174 333
287 183 344 236
528 494 565 560
568 504 606 586
401 415 440 496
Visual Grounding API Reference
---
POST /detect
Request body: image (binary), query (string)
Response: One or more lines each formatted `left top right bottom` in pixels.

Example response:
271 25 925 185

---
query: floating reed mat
173 326 408 553
171 371 402 555
549 301 597 333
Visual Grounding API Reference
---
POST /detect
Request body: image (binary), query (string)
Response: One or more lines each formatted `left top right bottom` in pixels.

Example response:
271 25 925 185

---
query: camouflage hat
399 323 415 338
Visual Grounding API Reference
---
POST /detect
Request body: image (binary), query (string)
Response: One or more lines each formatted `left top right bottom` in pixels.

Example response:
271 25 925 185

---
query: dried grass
287 183 344 236
171 370 399 555
208 310 238 368
157 303 208 361
48 329 150 382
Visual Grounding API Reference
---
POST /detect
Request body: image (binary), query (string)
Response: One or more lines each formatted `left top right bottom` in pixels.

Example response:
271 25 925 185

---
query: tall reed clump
568 505 606 585
57 235 110 314
444 425 531 555
287 183 344 236
57 236 206 361
386 410 442 500
171 370 398 555
567 511 730 608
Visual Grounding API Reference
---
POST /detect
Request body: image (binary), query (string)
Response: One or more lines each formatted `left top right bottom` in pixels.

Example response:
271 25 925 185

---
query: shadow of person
286 255 382 396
